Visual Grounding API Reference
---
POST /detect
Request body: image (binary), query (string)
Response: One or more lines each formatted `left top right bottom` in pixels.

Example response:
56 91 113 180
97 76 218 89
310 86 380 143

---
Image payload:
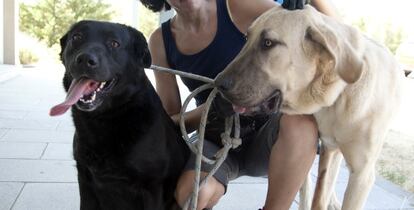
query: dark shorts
183 112 282 188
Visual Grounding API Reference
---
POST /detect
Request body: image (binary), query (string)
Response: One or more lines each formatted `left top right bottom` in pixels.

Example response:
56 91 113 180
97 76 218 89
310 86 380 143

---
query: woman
142 0 338 209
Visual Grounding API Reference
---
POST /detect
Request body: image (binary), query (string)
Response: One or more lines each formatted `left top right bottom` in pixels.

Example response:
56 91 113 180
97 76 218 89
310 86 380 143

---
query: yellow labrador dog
215 5 403 210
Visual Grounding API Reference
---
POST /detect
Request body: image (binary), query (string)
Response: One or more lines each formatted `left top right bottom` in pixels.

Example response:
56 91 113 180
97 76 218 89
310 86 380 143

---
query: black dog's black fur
59 20 189 210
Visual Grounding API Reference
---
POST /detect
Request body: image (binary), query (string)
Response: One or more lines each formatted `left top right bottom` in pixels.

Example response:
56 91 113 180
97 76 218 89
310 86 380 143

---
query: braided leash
150 65 241 210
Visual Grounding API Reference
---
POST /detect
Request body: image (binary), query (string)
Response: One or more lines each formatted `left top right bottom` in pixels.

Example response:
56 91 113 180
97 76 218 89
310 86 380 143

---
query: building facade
0 0 18 65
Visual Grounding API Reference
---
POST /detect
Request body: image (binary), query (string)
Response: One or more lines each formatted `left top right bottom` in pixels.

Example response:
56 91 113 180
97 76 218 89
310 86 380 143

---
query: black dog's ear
141 45 152 68
59 33 69 63
62 72 72 92
128 26 152 68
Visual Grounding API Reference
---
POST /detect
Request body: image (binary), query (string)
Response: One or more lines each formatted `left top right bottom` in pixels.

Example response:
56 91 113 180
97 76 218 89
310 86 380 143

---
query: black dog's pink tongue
49 78 98 116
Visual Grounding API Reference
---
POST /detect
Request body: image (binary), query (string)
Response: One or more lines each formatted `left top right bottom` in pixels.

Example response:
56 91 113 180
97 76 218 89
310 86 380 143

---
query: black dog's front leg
77 165 101 210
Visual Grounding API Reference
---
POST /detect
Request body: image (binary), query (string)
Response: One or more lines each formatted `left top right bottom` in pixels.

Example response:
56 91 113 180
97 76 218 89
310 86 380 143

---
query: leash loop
150 65 241 210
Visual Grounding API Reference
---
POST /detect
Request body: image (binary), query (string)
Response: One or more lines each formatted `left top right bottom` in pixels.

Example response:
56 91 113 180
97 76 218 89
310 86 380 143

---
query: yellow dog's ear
305 23 363 84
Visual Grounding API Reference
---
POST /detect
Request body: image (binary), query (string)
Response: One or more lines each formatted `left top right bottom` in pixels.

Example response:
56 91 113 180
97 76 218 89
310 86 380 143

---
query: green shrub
352 18 403 55
20 0 115 48
19 48 39 65
137 4 159 39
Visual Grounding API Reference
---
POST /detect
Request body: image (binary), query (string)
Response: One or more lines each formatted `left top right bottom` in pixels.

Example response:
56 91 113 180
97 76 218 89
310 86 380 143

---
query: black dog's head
50 20 151 116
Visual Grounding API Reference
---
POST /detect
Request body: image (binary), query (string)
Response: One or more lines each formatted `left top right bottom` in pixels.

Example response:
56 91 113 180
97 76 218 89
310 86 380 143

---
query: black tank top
162 0 272 142
161 0 246 106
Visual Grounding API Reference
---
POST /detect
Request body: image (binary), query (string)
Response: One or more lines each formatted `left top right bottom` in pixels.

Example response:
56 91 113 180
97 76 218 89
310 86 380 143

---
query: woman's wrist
171 114 180 125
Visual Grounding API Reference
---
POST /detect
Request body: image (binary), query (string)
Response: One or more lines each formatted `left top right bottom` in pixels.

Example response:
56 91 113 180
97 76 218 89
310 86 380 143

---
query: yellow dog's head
216 5 364 115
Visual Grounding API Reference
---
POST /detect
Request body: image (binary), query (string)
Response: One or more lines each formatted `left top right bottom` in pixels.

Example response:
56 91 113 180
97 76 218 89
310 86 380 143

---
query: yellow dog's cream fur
216 5 403 210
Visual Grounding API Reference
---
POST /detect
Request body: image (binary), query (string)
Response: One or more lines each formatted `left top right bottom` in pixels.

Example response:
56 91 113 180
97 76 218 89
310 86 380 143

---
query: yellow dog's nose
215 75 234 93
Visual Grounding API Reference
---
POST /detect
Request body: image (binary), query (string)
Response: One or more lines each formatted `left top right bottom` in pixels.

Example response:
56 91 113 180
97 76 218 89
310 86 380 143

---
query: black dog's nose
76 53 99 69
215 76 233 92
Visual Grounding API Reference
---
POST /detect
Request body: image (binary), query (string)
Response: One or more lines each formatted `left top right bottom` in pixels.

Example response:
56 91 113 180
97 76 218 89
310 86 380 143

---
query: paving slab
0 88 62 99
0 96 41 106
39 99 70 109
0 182 24 210
0 65 20 84
0 142 47 159
376 176 414 208
0 159 77 182
231 176 268 184
0 110 27 120
12 183 79 210
0 119 59 130
0 104 50 112
41 143 73 160
215 182 300 210
215 183 269 210
0 128 8 139
0 91 42 102
25 110 72 121
3 129 73 143
55 120 75 132
332 181 412 209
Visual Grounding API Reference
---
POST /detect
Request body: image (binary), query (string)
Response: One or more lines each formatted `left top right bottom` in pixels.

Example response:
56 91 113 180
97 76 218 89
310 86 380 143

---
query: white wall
108 0 140 28
0 0 4 64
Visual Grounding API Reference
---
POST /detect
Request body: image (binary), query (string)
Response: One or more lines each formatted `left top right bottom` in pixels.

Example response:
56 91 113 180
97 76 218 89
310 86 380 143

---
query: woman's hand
170 104 207 132
281 0 341 20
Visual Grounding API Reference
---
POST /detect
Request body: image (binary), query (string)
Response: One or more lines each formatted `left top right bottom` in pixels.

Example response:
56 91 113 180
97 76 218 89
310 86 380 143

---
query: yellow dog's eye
110 40 120 48
264 39 273 48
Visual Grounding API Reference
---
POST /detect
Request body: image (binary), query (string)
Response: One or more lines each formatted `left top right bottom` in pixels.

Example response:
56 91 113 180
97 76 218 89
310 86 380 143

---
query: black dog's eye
110 40 120 48
72 33 82 41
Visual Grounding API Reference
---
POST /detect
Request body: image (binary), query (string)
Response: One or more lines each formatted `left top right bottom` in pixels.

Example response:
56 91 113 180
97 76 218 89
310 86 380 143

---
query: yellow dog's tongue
49 78 98 116
232 105 247 114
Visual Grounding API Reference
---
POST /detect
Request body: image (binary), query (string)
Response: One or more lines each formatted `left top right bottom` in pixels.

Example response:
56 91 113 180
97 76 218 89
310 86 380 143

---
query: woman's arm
148 27 204 132
310 0 340 19
227 0 277 34
228 0 339 34
149 28 181 116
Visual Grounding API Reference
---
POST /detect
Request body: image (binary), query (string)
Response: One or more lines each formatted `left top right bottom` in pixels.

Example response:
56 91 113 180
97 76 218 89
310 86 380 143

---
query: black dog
50 20 189 210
